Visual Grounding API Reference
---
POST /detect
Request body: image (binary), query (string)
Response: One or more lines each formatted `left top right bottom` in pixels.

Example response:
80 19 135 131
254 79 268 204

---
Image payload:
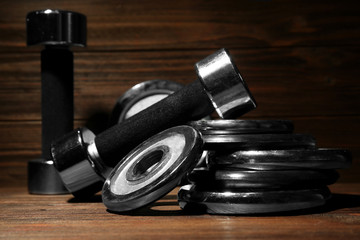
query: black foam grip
41 47 74 159
95 80 214 167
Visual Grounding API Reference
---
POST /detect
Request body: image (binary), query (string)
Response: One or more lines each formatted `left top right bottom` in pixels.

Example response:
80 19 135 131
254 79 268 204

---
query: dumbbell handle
96 80 213 167
41 47 74 159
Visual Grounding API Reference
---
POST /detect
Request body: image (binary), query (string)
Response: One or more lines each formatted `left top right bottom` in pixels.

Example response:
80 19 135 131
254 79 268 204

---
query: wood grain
1 47 359 121
0 0 359 51
0 166 359 240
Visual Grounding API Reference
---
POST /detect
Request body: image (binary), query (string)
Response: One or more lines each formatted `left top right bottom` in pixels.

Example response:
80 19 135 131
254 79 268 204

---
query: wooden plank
0 0 359 51
0 47 359 121
0 181 359 239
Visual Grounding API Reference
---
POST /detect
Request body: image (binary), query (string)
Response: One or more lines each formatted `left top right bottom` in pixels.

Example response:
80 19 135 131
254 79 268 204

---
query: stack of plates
178 120 351 215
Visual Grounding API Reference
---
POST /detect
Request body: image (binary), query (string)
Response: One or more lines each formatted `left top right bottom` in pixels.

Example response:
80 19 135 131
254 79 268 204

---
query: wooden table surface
1 157 360 239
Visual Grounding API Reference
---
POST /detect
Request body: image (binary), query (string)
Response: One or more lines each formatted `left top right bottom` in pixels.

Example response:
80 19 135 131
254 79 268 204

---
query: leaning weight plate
102 126 203 212
110 80 184 125
189 119 294 135
178 185 331 215
203 134 316 151
187 168 339 189
211 148 352 170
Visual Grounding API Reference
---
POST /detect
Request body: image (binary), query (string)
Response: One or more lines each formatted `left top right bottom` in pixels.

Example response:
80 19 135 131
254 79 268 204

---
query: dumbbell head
28 159 68 194
51 127 106 198
196 48 256 118
26 9 86 47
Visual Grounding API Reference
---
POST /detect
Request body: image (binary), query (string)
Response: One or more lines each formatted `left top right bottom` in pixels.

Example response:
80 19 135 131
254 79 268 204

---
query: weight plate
110 80 184 125
189 120 294 135
211 148 352 170
102 126 203 212
203 134 316 151
187 168 339 189
178 185 331 215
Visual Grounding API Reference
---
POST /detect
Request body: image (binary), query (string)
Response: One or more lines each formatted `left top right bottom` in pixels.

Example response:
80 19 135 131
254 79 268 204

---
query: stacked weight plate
178 120 352 215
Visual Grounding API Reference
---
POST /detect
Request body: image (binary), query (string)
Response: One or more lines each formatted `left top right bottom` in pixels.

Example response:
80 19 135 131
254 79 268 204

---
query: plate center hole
132 150 164 179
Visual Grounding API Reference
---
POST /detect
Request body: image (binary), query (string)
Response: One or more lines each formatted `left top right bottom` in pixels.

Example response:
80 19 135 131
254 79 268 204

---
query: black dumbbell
26 9 86 194
51 48 257 198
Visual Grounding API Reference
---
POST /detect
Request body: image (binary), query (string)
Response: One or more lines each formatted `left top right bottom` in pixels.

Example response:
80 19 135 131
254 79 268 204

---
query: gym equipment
26 9 86 194
51 48 257 198
102 126 203 212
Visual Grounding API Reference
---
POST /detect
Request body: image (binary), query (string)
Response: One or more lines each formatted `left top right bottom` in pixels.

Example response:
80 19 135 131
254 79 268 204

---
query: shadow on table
68 192 360 217
247 193 360 217
107 193 360 217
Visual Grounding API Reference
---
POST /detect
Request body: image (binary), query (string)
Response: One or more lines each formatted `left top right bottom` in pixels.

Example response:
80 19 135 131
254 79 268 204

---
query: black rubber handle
95 80 214 167
41 47 74 159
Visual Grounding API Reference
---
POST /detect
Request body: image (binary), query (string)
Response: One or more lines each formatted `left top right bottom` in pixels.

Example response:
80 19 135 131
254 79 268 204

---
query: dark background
0 0 359 182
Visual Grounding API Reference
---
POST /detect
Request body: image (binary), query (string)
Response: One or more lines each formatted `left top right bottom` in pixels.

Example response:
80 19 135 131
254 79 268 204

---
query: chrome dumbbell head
51 128 106 198
196 48 256 118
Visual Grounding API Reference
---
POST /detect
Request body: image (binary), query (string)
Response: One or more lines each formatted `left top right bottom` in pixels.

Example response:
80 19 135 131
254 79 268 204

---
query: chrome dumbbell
51 48 257 198
26 9 86 194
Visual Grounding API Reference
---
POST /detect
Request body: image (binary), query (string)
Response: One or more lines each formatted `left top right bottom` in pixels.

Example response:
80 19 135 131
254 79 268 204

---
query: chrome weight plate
189 120 294 135
178 185 331 215
102 126 203 212
110 80 184 125
187 168 339 189
203 134 316 151
211 149 352 170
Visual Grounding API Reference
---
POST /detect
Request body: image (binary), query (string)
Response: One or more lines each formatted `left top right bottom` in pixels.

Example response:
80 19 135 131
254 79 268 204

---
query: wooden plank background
0 0 359 181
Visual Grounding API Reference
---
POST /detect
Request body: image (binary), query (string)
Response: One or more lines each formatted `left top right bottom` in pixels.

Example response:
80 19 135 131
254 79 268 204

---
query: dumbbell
51 48 257 198
26 10 86 194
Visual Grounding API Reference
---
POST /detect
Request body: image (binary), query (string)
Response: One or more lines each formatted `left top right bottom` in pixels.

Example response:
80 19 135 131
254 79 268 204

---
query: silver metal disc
203 134 316 150
211 148 352 170
102 126 203 212
178 185 331 215
189 119 294 135
187 168 339 189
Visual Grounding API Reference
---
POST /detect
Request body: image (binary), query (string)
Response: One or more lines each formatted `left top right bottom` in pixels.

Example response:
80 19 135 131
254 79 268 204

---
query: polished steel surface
178 185 331 215
189 119 294 134
28 159 68 194
212 149 352 170
102 126 203 212
196 48 256 118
